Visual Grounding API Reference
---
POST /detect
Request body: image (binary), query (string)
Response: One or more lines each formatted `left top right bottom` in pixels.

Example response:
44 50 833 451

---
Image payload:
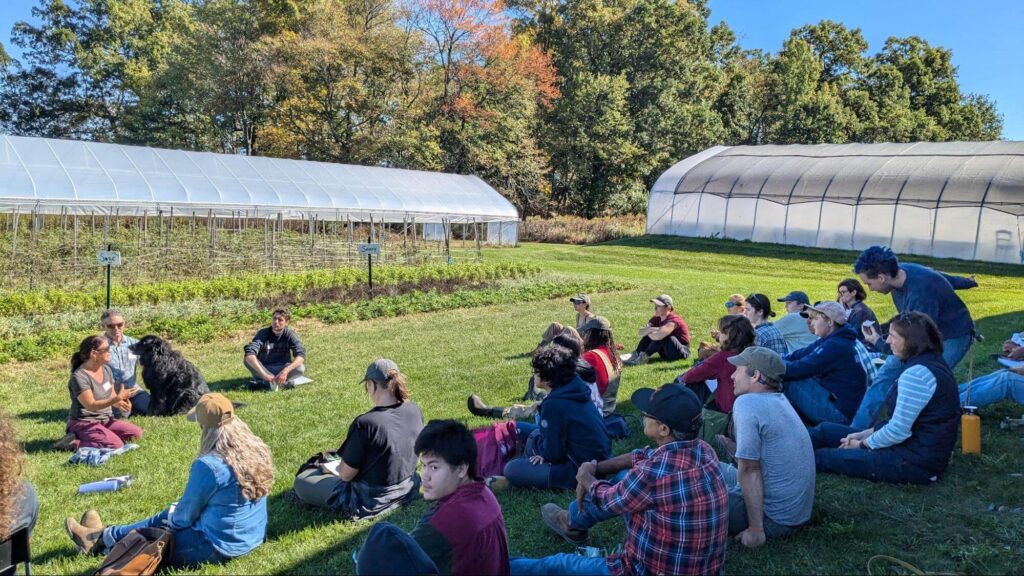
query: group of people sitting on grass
3 243 1024 575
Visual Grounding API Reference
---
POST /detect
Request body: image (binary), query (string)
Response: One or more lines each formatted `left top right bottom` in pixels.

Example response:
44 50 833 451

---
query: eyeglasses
837 289 851 295
95 346 111 353
106 322 125 329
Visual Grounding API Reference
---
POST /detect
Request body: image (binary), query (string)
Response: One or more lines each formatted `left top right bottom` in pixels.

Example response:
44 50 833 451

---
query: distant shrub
521 215 645 244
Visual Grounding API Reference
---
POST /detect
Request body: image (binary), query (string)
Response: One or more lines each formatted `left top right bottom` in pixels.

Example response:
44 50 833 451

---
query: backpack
95 527 173 576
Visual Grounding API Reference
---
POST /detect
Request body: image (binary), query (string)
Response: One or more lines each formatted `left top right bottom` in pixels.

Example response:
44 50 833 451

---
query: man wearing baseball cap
773 291 817 352
523 383 727 575
622 294 691 366
721 348 815 548
781 302 867 425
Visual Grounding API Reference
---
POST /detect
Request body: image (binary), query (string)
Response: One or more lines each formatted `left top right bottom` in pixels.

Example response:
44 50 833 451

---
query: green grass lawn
4 236 1024 575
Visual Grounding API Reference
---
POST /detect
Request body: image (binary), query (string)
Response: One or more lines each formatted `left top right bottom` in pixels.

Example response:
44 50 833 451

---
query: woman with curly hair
65 393 273 567
0 413 37 541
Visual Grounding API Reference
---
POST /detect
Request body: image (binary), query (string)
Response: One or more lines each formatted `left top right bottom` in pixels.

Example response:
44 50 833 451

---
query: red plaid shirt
590 439 728 576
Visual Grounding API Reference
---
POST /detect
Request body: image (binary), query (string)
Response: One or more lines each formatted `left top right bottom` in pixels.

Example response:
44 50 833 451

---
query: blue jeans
853 334 974 429
510 554 610 575
810 423 935 485
567 470 629 530
783 378 849 425
104 509 229 567
504 427 552 488
113 385 151 418
959 369 1024 407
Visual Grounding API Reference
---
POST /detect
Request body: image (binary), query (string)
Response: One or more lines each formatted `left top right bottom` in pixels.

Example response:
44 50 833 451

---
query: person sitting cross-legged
492 342 611 491
623 294 691 366
244 308 308 391
811 312 960 485
522 384 728 576
65 393 272 567
955 328 1024 409
782 302 867 426
720 347 815 548
293 359 424 519
357 420 510 575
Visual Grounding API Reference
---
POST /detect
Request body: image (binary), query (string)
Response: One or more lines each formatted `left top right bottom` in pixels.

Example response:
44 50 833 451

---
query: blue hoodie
536 375 612 488
783 325 867 419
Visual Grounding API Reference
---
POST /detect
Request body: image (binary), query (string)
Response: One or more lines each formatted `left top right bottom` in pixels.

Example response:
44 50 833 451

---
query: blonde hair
199 418 274 501
0 414 25 540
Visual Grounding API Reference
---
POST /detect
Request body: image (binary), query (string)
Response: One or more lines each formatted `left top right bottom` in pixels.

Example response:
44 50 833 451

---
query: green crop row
0 262 539 316
0 279 632 365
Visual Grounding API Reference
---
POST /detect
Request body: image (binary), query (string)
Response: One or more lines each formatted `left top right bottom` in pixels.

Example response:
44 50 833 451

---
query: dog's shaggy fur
129 335 210 416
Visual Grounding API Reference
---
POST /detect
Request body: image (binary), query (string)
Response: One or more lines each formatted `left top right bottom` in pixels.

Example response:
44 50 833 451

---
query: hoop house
648 142 1024 263
0 135 520 244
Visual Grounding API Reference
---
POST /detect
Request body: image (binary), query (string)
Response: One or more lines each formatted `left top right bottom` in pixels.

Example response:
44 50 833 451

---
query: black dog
129 335 210 416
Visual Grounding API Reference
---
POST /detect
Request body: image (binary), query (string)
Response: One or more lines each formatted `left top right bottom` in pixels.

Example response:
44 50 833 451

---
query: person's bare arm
78 387 136 412
736 458 766 548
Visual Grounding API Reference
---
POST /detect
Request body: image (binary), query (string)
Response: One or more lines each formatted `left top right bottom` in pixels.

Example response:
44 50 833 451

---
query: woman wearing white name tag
65 335 143 450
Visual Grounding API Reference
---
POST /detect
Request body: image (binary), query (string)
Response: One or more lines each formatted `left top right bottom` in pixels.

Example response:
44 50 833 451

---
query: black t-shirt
340 401 424 487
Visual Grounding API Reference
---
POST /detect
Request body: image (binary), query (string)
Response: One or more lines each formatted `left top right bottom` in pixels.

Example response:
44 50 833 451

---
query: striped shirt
867 365 937 449
754 323 789 356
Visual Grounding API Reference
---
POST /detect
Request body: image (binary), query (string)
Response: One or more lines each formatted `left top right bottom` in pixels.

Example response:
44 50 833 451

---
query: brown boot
65 517 104 555
81 509 103 530
541 503 589 545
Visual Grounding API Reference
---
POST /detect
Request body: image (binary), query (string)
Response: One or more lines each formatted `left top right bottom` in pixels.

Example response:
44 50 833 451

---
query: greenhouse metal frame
648 142 1024 263
0 135 520 245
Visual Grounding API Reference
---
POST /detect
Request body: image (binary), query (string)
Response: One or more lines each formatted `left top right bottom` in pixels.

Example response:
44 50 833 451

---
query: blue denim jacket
106 335 139 389
169 454 267 557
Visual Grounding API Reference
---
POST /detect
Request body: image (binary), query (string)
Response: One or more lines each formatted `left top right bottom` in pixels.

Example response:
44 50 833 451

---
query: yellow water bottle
961 406 981 455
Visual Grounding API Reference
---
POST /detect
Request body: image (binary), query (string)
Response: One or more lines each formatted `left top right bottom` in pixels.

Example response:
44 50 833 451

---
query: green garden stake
106 243 113 309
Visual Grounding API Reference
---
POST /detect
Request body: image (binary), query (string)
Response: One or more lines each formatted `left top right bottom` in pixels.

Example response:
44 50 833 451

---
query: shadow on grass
29 548 81 566
598 235 1024 277
21 437 68 454
265 489 345 539
17 408 68 423
205 376 250 393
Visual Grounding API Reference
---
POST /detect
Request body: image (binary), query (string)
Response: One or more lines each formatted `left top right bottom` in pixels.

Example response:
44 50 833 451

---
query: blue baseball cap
777 291 810 306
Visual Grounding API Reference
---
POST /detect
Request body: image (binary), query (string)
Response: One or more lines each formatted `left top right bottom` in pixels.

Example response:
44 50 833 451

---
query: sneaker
65 517 104 555
540 503 589 546
80 509 103 530
623 352 649 366
485 476 510 492
52 432 77 451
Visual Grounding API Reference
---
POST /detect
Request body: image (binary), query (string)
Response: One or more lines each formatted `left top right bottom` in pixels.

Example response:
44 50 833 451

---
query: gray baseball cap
362 358 399 383
727 346 786 382
579 316 612 333
651 294 674 308
801 301 849 324
569 294 591 305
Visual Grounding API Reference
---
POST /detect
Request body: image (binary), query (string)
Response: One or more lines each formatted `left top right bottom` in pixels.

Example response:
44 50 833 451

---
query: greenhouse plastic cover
648 142 1024 264
652 141 1024 214
0 136 520 223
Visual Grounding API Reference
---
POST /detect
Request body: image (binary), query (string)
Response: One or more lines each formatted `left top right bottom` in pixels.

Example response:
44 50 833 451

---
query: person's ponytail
384 368 410 403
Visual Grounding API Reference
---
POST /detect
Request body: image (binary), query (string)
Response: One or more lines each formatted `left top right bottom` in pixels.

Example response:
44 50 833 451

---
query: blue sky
2 0 1021 139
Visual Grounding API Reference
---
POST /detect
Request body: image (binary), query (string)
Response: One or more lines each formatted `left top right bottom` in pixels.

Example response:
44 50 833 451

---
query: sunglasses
106 322 125 329
724 301 739 308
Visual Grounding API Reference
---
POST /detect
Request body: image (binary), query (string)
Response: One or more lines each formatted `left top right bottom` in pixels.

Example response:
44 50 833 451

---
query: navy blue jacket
873 352 960 476
536 375 611 488
783 324 867 419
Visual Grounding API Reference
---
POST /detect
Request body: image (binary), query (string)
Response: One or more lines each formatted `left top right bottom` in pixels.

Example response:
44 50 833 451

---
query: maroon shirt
649 312 691 345
410 481 510 575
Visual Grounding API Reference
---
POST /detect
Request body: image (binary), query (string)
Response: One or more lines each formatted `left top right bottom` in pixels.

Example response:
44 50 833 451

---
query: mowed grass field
4 236 1024 575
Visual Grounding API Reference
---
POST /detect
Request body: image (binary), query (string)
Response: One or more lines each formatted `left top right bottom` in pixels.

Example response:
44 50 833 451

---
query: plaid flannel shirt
755 322 790 357
590 439 728 576
854 339 880 386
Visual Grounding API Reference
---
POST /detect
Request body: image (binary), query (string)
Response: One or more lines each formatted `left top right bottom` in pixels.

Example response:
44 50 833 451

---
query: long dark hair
70 335 106 374
583 328 622 371
888 312 943 358
838 278 867 302
718 315 755 353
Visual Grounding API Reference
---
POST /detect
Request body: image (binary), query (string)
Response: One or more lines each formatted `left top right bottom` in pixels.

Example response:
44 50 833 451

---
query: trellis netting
648 142 1024 263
